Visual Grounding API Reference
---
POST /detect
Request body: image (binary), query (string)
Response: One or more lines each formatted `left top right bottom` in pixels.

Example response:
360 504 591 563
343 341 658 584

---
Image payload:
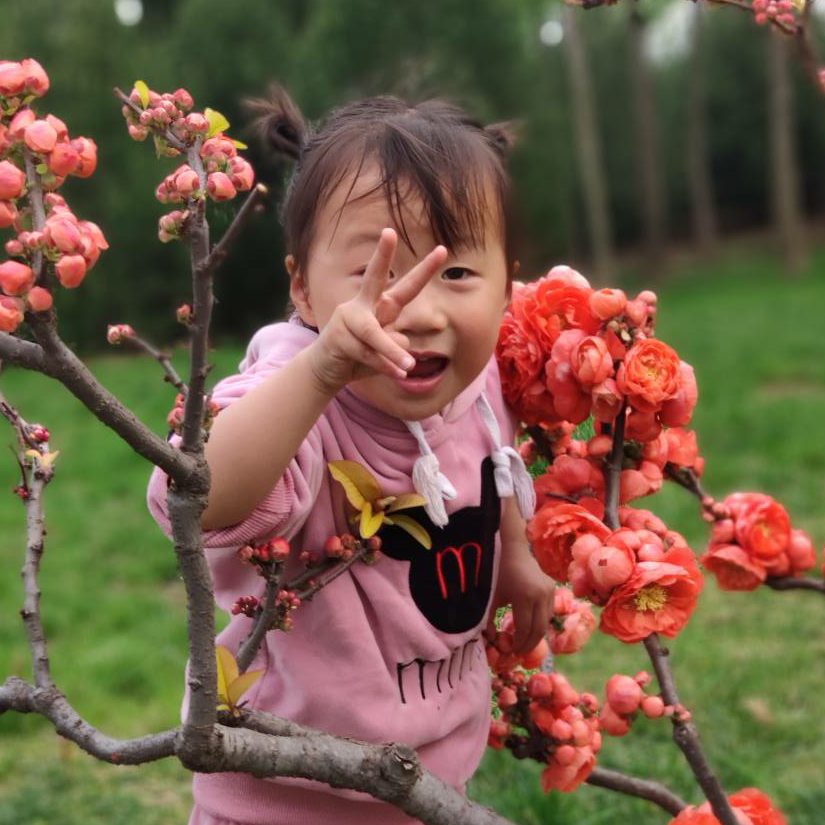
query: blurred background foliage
1 0 824 349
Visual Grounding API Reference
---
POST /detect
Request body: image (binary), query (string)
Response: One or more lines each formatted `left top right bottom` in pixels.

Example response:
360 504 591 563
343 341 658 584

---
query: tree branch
0 677 179 763
236 566 283 674
0 333 47 372
196 183 269 281
604 404 627 530
663 464 709 502
123 332 188 394
587 766 687 816
643 634 738 825
765 575 825 594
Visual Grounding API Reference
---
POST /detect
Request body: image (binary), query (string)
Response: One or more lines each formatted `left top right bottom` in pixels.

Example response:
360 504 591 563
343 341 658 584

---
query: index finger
356 228 398 306
375 244 447 326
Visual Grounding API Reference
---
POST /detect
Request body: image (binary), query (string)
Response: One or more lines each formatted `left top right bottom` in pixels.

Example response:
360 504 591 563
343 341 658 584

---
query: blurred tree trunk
628 3 667 273
564 5 615 284
768 30 807 273
686 2 717 258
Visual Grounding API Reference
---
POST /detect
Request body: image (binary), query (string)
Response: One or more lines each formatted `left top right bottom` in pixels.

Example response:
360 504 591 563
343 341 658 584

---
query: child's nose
394 281 448 337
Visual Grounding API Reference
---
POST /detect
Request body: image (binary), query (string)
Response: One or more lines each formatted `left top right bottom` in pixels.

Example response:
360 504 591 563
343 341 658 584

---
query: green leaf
204 107 230 138
134 80 150 108
231 139 248 150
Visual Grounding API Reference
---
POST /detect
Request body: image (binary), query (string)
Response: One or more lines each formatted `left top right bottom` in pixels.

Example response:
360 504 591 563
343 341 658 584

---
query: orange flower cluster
700 492 818 591
0 60 106 332
496 267 697 438
669 787 787 825
528 503 703 644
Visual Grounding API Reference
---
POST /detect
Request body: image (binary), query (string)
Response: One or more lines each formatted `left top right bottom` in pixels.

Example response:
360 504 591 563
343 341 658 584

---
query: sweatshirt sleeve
146 326 325 548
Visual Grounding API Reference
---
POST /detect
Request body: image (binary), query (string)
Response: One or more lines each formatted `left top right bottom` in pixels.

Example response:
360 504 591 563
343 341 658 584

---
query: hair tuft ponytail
243 83 308 162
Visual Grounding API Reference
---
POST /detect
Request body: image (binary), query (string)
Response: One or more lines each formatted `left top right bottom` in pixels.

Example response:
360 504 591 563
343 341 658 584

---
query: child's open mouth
397 353 449 394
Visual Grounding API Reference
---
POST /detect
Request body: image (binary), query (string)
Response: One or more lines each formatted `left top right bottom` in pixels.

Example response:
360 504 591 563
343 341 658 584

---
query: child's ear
286 254 317 326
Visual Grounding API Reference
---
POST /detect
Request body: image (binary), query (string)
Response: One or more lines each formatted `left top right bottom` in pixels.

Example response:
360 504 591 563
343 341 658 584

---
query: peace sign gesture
307 228 448 394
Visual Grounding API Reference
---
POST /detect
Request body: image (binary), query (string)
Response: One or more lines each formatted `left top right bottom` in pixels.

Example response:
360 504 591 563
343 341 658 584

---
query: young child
148 88 555 825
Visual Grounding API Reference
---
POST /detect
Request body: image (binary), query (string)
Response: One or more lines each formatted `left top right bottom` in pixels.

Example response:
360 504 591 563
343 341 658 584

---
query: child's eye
442 266 474 281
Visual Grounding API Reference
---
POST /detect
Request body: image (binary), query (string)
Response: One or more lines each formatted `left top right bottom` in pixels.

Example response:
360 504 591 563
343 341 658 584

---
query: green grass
2 245 825 824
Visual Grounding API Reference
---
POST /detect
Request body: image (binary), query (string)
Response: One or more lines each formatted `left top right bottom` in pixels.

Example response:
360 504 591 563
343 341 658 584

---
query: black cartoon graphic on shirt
379 457 501 635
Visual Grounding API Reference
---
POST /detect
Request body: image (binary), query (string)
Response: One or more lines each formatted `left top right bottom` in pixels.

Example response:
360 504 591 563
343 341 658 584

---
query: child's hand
308 228 448 394
489 542 555 654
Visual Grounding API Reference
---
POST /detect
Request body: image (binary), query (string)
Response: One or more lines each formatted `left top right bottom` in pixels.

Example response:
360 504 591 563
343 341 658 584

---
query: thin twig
765 575 825 594
604 403 627 530
664 464 710 501
293 546 368 602
644 634 738 825
236 565 284 674
124 333 188 394
587 766 687 816
196 183 269 281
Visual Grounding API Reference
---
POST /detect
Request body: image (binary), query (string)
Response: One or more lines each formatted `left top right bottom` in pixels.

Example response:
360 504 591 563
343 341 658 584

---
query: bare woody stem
587 766 687 816
663 464 710 501
765 575 825 594
603 403 627 530
124 333 188 394
644 635 739 825
236 565 284 674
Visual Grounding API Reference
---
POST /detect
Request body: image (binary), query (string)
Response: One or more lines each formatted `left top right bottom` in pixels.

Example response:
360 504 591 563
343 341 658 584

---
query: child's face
289 165 510 420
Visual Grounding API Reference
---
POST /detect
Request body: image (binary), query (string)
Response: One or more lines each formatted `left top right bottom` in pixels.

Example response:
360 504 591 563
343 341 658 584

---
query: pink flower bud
527 671 554 700
21 59 49 96
79 220 108 251
586 434 613 458
324 535 344 558
24 119 58 153
18 231 44 250
606 674 643 715
0 296 24 333
641 695 665 718
625 299 648 327
229 156 255 191
106 323 135 345
174 88 194 111
0 61 26 96
587 544 635 594
787 529 816 572
546 264 590 289
70 137 97 178
550 718 573 741
207 171 236 201
151 106 170 126
55 254 87 288
45 216 82 254
176 303 192 323
26 286 53 313
173 165 201 196
497 686 518 708
0 201 17 229
571 335 613 387
591 378 623 423
44 114 69 143
269 538 290 561
185 113 209 134
599 703 631 736
48 142 80 177
128 124 150 142
0 260 35 296
589 288 627 320
554 744 577 766
9 108 35 140
549 673 580 707
0 161 26 200
637 289 657 306
4 239 24 257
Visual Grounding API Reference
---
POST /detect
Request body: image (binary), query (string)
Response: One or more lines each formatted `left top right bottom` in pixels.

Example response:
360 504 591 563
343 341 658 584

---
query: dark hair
245 85 519 278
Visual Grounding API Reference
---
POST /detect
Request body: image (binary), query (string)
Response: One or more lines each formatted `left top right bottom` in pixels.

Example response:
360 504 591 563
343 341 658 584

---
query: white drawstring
476 393 536 521
403 419 456 527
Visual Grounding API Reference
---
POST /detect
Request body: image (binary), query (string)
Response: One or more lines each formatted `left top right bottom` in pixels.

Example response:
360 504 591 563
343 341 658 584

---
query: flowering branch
587 766 687 816
643 635 739 825
236 565 284 674
112 87 188 152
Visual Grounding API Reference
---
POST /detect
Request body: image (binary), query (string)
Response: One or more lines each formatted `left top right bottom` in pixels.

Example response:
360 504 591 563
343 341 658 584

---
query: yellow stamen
634 584 668 612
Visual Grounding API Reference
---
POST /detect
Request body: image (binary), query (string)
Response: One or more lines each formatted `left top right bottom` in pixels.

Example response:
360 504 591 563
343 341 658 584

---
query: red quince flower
617 339 682 413
527 502 610 583
700 544 766 591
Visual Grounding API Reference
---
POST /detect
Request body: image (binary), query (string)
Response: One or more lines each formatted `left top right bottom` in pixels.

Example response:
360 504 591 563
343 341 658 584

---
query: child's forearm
200 346 335 530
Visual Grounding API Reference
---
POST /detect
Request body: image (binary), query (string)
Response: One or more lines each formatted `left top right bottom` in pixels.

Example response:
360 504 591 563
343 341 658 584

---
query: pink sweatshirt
147 321 516 825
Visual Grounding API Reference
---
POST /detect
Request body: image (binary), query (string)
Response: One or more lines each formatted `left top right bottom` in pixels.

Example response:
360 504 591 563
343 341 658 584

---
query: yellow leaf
204 107 230 138
231 139 248 150
387 493 426 512
390 514 432 550
215 646 238 705
360 502 384 538
328 460 382 508
134 80 150 108
227 669 264 706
